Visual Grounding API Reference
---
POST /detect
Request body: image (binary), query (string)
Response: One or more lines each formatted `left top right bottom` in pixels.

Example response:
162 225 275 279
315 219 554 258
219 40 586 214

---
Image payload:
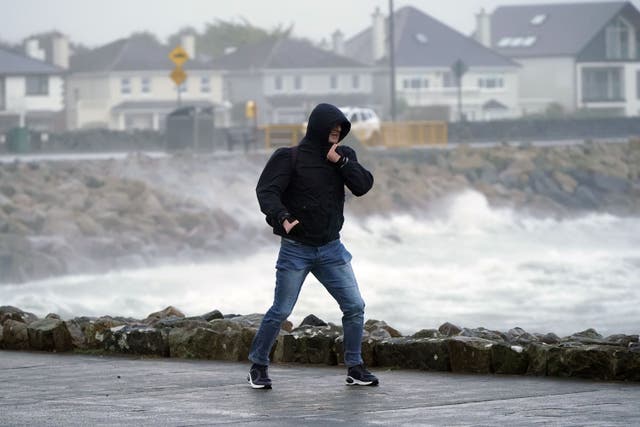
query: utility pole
389 0 396 122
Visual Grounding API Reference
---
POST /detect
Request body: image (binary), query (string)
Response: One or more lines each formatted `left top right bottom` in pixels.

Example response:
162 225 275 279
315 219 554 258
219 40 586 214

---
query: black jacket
256 103 374 246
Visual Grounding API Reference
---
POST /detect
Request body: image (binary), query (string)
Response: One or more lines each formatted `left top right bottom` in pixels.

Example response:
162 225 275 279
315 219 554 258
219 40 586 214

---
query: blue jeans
248 238 365 367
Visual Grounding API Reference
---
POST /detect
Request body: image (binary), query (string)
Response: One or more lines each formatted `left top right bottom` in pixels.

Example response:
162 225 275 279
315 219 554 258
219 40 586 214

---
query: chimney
25 39 46 61
474 8 492 47
51 34 69 69
371 7 386 62
181 33 196 59
332 29 345 55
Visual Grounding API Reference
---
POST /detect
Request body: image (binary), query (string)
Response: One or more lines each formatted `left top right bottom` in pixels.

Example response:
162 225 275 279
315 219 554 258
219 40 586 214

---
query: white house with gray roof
479 1 640 117
345 6 521 121
211 37 373 125
66 34 225 131
0 47 65 133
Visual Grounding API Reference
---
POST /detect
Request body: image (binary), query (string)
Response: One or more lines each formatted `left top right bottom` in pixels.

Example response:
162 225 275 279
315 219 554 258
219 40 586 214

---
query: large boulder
0 306 38 325
168 320 255 361
447 336 494 374
491 343 529 375
374 337 450 371
103 325 168 357
143 306 185 325
2 319 30 350
276 324 342 365
27 318 73 352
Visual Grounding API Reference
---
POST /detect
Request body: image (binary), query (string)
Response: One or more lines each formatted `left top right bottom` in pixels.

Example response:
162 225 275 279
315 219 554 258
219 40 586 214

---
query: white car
339 107 382 144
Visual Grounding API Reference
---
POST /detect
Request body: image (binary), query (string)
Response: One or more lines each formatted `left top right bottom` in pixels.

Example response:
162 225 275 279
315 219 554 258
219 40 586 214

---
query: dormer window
606 17 632 60
530 14 546 25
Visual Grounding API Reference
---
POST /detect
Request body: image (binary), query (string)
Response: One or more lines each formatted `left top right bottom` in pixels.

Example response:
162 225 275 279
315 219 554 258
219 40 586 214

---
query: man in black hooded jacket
247 103 378 389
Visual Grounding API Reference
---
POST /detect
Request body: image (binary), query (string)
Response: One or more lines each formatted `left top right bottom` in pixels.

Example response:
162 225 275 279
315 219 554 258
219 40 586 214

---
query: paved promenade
1 350 638 426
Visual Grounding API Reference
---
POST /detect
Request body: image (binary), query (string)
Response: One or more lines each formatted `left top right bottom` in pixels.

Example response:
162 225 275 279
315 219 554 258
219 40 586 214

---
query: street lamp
451 58 468 122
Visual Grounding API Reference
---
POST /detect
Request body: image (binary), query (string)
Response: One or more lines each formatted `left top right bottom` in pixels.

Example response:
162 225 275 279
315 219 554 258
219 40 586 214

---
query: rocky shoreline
1 305 638 382
1 139 639 284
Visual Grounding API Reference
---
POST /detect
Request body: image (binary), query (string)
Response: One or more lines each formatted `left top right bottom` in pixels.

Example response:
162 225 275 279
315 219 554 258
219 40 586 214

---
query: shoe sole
247 374 272 389
345 376 379 386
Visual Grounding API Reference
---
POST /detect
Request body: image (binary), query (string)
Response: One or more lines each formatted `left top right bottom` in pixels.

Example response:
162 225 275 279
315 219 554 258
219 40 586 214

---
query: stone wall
1 306 638 382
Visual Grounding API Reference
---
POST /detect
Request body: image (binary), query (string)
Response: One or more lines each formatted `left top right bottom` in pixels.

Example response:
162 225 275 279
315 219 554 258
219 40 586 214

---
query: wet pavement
1 350 638 426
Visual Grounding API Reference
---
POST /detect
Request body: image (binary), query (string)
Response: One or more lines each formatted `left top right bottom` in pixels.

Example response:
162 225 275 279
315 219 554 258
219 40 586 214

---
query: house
66 34 225 130
211 36 372 125
481 1 640 117
345 6 521 121
0 44 65 133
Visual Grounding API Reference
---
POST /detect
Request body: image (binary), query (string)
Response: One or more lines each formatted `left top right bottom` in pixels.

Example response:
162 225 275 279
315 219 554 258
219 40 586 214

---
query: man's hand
326 143 341 163
283 218 300 234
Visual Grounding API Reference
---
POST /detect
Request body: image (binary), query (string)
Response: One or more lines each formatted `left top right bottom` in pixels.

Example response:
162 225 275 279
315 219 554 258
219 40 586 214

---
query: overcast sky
3 0 638 47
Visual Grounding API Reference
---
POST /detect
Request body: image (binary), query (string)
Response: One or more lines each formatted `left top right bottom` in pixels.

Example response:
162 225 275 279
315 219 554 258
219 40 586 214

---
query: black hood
304 103 351 145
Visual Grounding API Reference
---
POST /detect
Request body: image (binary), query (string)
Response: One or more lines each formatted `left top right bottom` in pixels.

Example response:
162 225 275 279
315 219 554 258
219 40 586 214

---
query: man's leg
248 267 308 366
313 240 378 386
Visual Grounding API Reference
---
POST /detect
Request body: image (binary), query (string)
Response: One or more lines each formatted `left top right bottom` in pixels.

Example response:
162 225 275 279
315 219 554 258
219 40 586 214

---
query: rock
27 318 73 352
103 325 168 356
2 319 30 350
168 321 255 362
491 343 529 375
438 322 462 337
459 327 506 342
201 309 224 322
365 319 402 338
412 329 441 339
537 332 561 344
277 324 342 365
0 306 39 325
375 337 450 371
605 334 639 347
144 306 185 325
546 345 617 380
447 336 494 374
506 328 539 345
613 348 640 381
299 314 327 327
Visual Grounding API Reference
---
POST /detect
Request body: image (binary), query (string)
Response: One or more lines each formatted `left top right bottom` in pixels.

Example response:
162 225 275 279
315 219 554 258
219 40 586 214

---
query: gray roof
491 1 637 57
70 36 211 73
0 47 64 75
212 37 367 70
345 6 518 68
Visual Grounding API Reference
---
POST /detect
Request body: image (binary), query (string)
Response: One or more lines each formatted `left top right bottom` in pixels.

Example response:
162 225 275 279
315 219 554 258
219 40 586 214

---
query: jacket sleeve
336 146 374 197
256 147 292 227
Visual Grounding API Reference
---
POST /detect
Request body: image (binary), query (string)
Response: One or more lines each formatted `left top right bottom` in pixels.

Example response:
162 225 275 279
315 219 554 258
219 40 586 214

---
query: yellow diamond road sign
169 46 189 67
170 68 187 86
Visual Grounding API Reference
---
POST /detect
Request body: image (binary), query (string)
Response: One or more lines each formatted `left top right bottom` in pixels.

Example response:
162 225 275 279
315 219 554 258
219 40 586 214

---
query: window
201 76 211 93
402 77 429 89
294 76 302 90
141 77 151 94
582 67 624 101
120 78 131 95
26 75 49 95
478 77 505 89
352 75 360 89
274 76 283 91
442 72 456 88
330 75 338 90
606 17 631 60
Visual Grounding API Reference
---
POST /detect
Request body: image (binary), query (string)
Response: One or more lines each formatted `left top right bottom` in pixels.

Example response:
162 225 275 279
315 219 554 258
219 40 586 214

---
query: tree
167 18 293 59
